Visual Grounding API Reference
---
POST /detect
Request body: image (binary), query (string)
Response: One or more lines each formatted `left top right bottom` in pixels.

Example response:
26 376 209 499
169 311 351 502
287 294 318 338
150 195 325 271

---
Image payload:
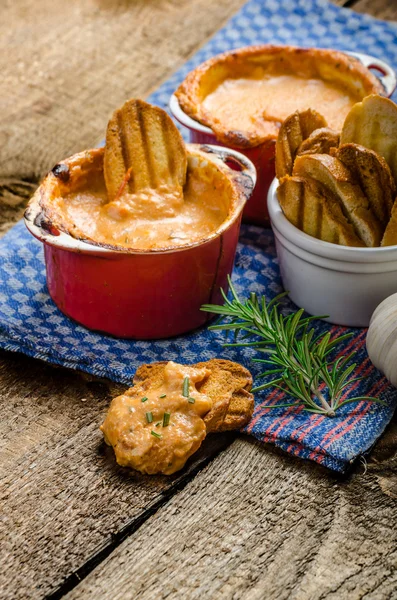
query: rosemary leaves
202 278 383 417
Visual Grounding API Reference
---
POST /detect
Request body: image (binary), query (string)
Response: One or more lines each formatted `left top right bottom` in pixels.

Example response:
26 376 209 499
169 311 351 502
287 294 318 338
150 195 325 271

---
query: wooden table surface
1 1 397 599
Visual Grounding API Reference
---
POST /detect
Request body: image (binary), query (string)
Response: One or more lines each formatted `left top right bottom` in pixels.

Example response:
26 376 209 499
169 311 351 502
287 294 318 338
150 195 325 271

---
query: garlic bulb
366 292 397 388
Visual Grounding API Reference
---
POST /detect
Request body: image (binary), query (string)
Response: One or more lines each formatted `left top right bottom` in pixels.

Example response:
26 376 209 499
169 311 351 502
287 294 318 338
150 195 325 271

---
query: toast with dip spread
101 359 254 475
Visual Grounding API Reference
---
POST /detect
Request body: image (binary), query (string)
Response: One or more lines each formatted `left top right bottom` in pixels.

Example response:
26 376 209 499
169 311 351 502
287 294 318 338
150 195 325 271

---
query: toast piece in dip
104 99 187 203
100 359 254 475
34 99 245 251
175 46 384 149
36 146 236 250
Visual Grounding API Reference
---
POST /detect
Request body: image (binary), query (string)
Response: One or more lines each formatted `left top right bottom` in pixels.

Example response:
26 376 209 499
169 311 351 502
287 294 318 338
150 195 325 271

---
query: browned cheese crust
133 359 254 433
175 45 384 149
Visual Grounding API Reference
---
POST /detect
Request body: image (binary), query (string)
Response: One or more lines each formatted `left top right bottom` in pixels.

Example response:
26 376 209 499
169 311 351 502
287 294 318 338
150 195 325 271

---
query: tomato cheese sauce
48 154 232 251
100 362 213 475
202 74 357 135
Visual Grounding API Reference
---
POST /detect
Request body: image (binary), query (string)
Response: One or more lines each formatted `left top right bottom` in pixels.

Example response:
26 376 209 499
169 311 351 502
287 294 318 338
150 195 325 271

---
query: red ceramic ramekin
170 50 396 227
24 145 256 339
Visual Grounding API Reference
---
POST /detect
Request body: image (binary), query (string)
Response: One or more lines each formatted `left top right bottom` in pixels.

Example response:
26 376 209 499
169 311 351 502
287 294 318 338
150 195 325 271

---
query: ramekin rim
267 178 397 261
24 144 255 256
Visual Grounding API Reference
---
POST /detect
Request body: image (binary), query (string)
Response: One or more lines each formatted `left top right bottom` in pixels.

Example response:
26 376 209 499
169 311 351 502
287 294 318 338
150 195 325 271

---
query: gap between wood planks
45 432 236 600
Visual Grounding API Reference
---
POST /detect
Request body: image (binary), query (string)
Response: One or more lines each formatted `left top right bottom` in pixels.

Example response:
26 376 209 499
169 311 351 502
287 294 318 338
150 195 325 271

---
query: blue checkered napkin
1 222 396 473
1 0 397 472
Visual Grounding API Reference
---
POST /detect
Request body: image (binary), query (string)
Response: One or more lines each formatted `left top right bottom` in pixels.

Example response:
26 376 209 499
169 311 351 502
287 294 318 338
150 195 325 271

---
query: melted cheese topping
100 362 213 475
202 75 357 136
56 162 230 250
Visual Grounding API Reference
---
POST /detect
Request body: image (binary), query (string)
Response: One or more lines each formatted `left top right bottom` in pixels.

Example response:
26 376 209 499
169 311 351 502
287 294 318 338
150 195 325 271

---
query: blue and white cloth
1 0 397 472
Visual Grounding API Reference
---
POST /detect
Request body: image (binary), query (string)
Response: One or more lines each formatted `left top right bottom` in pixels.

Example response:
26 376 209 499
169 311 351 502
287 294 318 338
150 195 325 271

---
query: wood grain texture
0 0 246 183
350 0 397 20
64 436 397 600
0 350 234 600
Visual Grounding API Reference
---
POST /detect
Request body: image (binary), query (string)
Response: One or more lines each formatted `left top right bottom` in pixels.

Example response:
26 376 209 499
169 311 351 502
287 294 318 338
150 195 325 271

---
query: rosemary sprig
201 277 384 417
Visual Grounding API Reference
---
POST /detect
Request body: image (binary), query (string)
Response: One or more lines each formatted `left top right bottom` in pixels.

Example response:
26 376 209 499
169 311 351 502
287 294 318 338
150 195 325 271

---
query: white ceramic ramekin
267 178 397 327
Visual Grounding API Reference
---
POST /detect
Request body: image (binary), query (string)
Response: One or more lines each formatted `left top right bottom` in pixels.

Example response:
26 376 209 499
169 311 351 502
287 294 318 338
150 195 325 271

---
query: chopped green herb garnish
163 412 171 427
159 394 167 398
141 397 148 403
182 376 190 397
188 397 195 404
155 422 162 427
151 430 162 439
146 411 153 423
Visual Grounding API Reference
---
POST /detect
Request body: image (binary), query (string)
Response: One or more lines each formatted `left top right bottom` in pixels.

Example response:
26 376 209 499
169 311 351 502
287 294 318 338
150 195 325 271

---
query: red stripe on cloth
255 325 345 437
263 406 304 443
289 415 323 455
310 354 373 451
309 365 389 459
320 377 389 454
286 330 368 452
245 386 287 433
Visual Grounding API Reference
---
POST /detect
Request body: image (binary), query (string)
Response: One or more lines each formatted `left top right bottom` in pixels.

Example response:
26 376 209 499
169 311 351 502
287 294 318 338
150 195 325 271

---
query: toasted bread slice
297 127 339 158
133 359 254 433
278 175 365 246
104 99 187 201
340 95 397 187
275 109 327 179
335 143 395 227
293 154 383 247
381 199 397 246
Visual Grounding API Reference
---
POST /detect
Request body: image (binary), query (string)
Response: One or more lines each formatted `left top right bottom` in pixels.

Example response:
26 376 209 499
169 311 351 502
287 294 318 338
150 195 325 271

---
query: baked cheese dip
175 45 384 148
37 147 237 251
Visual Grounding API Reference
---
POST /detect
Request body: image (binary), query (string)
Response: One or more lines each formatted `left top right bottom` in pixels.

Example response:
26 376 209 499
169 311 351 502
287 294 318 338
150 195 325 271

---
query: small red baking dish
170 47 396 226
24 144 256 339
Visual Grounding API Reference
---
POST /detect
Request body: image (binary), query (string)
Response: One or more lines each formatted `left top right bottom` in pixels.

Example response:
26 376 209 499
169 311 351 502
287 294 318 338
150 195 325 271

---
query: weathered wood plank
0 350 234 600
0 0 246 184
348 0 397 20
64 435 397 600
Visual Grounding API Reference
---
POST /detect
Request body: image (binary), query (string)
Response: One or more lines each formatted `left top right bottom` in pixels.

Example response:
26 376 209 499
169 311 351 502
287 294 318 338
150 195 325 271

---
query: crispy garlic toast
275 109 327 179
293 154 383 247
340 94 397 186
335 143 395 226
278 176 364 246
104 99 187 201
296 128 340 158
381 202 397 246
133 359 254 432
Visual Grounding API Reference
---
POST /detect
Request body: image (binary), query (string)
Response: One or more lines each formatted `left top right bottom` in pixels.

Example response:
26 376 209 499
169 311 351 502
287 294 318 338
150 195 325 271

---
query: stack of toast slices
275 95 397 247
